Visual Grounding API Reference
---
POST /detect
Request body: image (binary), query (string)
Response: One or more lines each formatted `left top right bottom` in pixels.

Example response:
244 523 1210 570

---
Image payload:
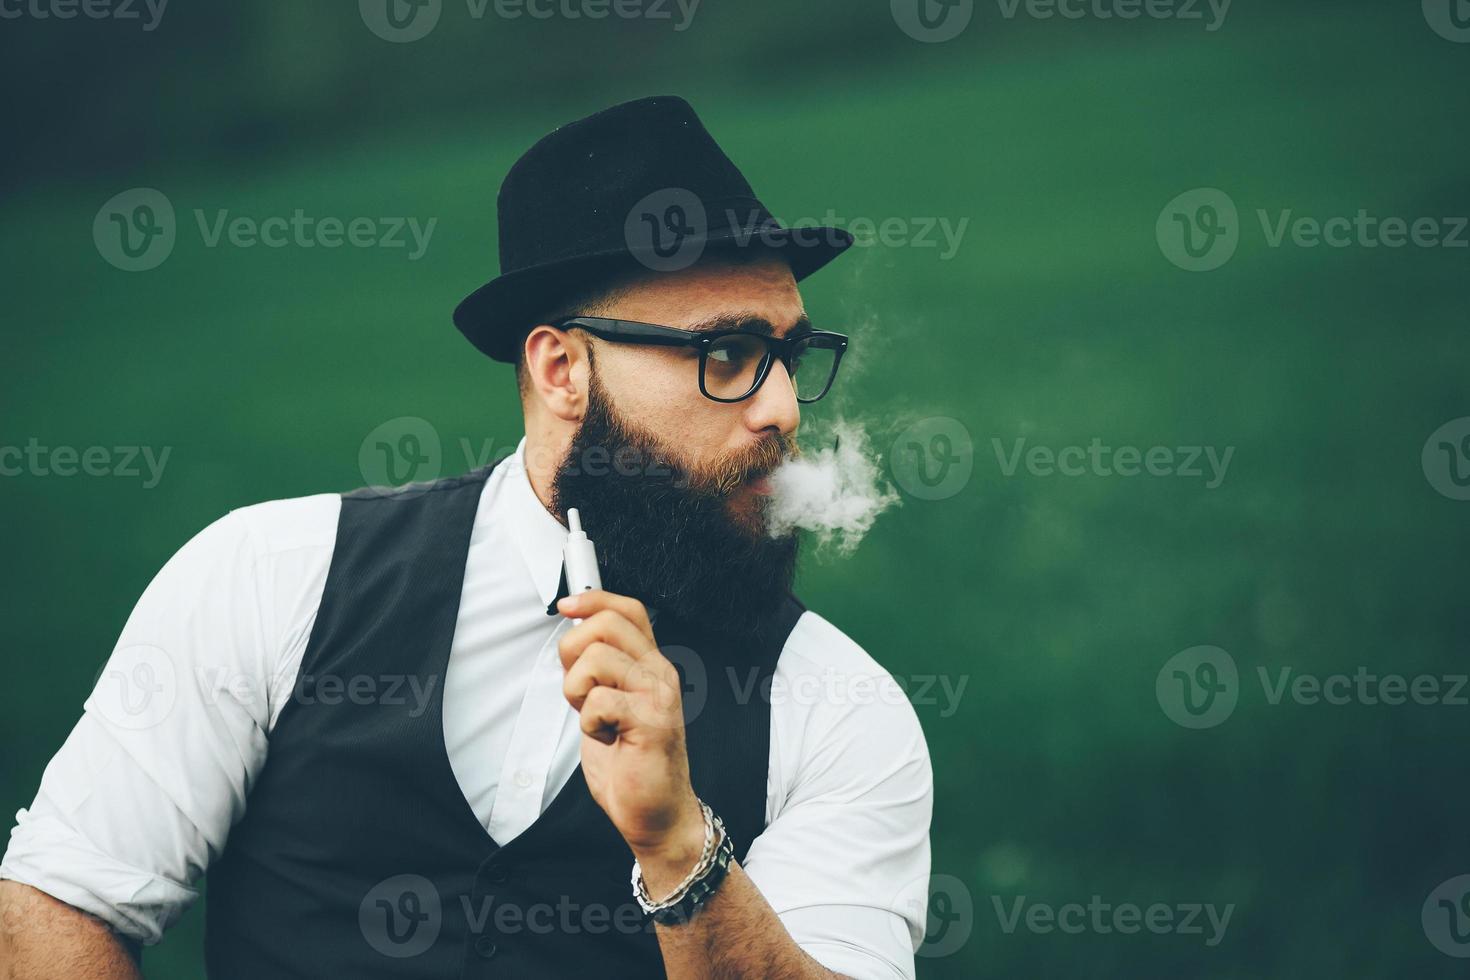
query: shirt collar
491 436 661 624
494 436 569 612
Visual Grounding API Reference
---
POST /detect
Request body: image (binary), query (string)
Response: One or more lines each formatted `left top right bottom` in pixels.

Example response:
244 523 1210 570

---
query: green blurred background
3 1 1468 976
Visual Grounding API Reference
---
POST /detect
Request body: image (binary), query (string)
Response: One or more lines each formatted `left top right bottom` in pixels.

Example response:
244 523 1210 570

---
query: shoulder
223 492 342 559
134 491 340 603
214 493 345 686
776 609 925 729
781 607 894 679
148 493 343 625
111 491 345 732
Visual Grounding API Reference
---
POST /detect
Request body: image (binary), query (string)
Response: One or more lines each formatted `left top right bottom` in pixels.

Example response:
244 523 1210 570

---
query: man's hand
556 590 706 896
555 591 847 979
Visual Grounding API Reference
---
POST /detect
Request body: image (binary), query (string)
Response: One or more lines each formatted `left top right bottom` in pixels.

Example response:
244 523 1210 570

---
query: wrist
631 798 708 898
630 801 735 926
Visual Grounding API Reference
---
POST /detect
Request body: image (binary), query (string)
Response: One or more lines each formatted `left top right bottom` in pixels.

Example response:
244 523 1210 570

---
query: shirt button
513 770 532 790
474 936 498 959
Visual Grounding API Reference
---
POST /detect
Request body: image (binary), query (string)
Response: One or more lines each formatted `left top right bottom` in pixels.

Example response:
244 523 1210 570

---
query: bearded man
0 95 933 980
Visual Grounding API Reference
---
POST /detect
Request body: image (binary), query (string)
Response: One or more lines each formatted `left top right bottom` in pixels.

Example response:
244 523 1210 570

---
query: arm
1 503 320 971
637 844 847 979
0 880 141 980
557 590 926 979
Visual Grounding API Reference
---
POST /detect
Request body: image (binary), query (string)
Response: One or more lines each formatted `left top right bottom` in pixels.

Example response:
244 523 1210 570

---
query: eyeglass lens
701 334 838 402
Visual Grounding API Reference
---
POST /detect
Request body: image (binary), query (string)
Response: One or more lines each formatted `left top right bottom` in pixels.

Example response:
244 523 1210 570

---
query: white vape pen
562 507 602 623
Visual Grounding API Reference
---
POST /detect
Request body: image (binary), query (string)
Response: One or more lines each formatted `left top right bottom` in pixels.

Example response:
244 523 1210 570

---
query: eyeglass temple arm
558 317 698 348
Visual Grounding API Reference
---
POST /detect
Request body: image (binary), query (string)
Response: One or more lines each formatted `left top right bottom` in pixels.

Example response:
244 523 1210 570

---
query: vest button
486 865 508 884
474 936 498 959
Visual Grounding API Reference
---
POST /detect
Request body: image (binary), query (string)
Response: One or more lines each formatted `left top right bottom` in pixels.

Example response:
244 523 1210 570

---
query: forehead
607 252 807 336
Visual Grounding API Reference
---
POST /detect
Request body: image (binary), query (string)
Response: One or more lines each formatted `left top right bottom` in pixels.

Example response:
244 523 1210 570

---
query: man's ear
523 324 588 422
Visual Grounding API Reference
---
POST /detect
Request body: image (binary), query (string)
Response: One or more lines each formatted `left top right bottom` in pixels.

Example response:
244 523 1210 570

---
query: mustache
704 434 800 496
555 429 800 497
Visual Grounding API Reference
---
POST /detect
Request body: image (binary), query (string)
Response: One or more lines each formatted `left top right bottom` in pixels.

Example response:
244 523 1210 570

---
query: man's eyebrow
683 313 812 338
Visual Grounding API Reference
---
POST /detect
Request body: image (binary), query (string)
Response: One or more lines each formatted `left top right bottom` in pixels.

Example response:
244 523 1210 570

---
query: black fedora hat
452 95 854 363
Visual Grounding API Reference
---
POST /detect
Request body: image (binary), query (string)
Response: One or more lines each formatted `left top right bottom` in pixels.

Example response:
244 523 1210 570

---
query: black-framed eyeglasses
557 316 849 404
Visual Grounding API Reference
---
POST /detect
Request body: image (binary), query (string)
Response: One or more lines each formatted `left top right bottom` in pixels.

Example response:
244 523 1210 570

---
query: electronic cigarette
562 508 601 623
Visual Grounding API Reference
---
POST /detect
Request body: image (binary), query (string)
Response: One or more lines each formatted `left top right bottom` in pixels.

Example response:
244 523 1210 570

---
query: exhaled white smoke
764 418 900 556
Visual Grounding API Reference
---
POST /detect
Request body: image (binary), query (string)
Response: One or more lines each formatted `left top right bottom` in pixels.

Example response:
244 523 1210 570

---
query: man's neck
522 427 568 522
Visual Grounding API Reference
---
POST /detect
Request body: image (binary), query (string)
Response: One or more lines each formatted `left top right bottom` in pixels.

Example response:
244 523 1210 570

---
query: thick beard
550 372 800 640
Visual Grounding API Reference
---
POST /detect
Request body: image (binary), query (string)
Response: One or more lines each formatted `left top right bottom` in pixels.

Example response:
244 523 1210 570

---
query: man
0 96 932 979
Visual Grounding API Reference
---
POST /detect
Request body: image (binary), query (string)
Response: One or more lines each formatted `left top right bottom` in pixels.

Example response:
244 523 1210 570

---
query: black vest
203 462 805 979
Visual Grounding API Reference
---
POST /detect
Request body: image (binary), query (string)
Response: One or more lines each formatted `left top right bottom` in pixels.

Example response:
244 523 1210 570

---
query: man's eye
707 336 765 368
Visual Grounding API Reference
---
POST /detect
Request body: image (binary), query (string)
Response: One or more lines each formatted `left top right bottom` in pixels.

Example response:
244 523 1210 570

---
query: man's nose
744 359 800 437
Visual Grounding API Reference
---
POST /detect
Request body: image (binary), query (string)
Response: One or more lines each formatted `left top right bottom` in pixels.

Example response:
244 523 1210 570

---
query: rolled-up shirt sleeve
743 613 935 980
2 716 213 942
1 503 320 943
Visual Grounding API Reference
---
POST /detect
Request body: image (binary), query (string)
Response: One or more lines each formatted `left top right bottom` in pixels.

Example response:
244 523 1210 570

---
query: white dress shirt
2 437 932 979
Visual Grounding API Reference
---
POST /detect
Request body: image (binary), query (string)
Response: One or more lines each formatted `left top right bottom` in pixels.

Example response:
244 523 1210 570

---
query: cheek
601 352 700 422
601 354 736 450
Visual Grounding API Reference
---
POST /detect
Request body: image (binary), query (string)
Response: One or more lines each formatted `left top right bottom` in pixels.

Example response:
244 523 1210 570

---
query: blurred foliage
2 1 1468 977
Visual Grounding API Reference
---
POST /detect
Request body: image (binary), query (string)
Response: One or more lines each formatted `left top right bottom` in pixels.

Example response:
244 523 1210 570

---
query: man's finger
557 590 654 641
579 685 634 745
563 641 644 710
559 609 659 671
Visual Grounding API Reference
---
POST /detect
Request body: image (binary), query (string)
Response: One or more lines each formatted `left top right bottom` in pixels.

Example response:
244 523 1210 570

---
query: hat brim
452 226 855 363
